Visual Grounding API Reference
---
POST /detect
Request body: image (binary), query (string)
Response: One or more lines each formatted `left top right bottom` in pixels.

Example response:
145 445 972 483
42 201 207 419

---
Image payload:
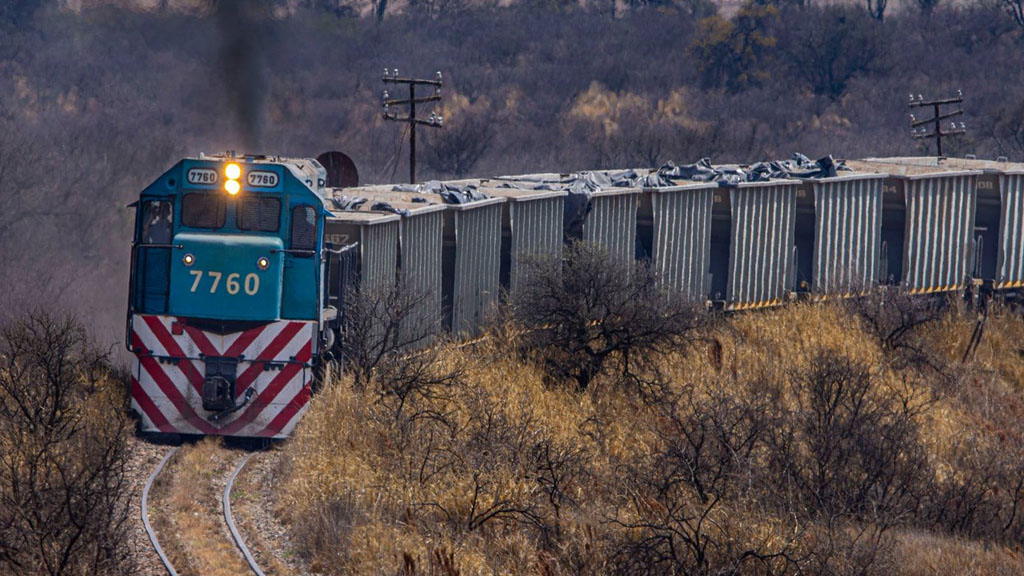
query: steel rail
142 446 179 576
223 452 266 576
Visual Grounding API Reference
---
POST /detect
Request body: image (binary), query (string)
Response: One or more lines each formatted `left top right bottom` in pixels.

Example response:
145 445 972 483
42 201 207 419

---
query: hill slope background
2 0 1024 346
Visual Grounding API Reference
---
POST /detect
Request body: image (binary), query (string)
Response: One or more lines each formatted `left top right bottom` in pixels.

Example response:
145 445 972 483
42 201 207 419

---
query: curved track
142 446 180 576
223 452 267 576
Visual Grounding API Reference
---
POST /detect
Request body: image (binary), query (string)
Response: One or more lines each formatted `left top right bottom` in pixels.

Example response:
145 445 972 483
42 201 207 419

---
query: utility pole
909 90 966 157
382 69 444 184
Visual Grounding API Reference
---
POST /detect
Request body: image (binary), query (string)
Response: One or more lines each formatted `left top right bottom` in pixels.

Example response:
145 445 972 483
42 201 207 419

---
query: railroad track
142 447 179 576
224 453 267 576
142 445 268 576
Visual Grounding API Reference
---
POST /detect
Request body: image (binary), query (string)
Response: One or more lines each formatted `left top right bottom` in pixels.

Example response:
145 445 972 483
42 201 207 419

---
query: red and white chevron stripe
129 314 318 438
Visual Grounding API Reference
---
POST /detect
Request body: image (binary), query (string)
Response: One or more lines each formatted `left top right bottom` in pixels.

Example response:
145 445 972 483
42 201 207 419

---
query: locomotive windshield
182 193 227 229
238 196 281 232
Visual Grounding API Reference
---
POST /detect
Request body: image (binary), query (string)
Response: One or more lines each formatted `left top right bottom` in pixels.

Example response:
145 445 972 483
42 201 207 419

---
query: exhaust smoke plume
214 0 274 152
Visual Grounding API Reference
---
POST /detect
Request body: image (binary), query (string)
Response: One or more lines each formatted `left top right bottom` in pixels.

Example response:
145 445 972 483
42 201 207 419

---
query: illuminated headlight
225 179 240 195
256 256 270 271
225 163 242 180
182 253 195 266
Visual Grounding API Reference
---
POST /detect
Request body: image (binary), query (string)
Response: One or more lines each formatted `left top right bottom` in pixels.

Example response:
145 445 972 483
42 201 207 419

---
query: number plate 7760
188 270 260 296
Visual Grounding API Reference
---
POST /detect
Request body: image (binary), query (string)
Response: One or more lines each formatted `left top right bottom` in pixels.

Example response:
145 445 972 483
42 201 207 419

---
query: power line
382 68 444 184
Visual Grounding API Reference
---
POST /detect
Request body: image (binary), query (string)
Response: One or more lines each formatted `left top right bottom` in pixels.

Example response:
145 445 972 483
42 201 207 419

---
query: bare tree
338 279 463 429
511 242 708 396
0 312 133 576
423 113 492 178
609 383 804 575
844 287 948 372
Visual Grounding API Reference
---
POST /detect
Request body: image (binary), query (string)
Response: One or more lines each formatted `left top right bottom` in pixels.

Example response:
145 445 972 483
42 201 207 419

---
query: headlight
225 179 240 195
182 253 195 266
225 163 242 180
256 256 270 270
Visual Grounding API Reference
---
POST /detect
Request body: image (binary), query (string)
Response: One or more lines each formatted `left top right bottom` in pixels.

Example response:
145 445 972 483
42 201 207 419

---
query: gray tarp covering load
330 195 410 217
370 202 410 217
393 181 490 204
654 154 847 187
330 196 367 210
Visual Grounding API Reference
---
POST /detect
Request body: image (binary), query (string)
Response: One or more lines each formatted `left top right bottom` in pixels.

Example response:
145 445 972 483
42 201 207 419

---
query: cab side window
140 200 173 244
290 205 317 253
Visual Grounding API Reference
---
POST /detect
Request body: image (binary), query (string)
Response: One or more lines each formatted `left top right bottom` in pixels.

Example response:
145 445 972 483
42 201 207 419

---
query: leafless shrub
845 288 947 371
339 279 461 428
0 312 133 576
608 383 803 575
767 350 929 530
511 242 709 397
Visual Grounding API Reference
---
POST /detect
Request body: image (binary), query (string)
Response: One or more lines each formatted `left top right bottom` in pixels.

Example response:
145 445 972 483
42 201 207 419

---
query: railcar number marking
247 171 279 187
188 270 260 296
186 168 219 185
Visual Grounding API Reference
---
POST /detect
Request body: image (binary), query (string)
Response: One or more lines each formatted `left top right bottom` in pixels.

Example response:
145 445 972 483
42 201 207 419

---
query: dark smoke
214 0 275 152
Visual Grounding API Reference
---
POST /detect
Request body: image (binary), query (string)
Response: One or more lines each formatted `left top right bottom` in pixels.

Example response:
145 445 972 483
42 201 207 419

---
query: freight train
126 153 1024 438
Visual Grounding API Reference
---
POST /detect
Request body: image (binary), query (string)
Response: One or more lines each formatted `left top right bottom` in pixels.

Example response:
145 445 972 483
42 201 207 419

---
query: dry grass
278 298 1024 575
893 529 1024 576
152 439 250 576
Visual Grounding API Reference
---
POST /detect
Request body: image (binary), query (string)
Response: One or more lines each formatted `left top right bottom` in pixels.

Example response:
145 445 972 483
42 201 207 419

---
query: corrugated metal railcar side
323 212 400 308
901 172 980 294
400 205 446 324
445 198 505 337
483 188 567 296
645 182 716 299
584 188 640 262
997 172 1024 289
726 180 799 310
808 174 886 295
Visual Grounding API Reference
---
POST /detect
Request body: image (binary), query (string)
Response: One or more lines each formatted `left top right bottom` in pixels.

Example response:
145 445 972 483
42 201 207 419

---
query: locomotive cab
127 154 331 438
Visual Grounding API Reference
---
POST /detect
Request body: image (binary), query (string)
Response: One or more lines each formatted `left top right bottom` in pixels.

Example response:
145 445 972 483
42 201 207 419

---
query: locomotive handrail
132 242 185 249
270 248 317 256
324 242 359 255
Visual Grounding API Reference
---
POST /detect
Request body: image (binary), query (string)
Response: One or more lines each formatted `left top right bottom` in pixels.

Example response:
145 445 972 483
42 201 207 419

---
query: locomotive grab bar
132 243 184 249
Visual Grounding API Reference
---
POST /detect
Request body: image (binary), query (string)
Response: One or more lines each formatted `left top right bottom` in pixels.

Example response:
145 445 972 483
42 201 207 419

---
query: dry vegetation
0 313 134 575
147 439 252 576
4 1 1024 344
278 246 1024 575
